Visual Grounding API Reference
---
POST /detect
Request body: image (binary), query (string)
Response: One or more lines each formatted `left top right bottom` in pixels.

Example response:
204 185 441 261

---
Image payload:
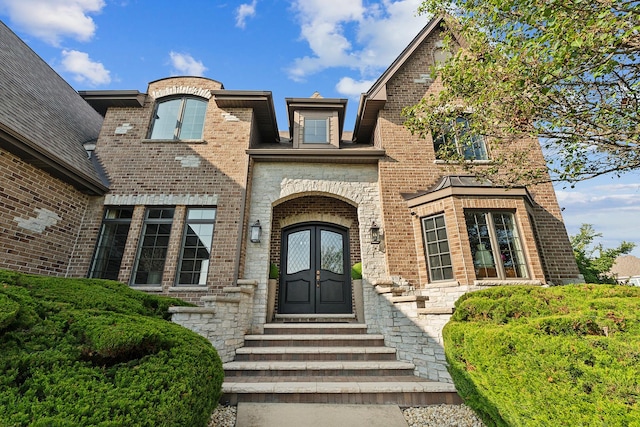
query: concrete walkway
235 403 408 427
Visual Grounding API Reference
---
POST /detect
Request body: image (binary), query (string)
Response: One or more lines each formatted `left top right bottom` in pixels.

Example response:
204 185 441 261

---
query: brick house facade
1 17 581 339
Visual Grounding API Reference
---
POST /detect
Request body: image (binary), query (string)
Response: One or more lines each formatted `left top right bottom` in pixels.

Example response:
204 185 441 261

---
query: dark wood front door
279 223 351 314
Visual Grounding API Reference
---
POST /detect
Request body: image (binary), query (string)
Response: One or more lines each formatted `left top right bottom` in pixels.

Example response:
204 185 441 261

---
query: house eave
247 147 385 164
353 16 446 144
79 90 147 116
0 124 109 195
406 186 533 208
212 90 280 143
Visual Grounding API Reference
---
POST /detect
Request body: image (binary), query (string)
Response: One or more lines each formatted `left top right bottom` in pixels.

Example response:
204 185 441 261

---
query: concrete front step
234 346 397 361
264 323 368 335
243 334 385 348
222 323 461 406
224 360 416 377
221 380 461 406
273 313 357 323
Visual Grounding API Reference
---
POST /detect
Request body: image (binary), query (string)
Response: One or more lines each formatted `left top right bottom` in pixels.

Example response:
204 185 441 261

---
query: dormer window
304 117 329 143
293 110 340 148
150 96 207 140
287 96 346 149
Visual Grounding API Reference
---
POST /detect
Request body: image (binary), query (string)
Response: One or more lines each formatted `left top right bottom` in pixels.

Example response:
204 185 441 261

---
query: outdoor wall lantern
370 221 381 244
250 220 262 243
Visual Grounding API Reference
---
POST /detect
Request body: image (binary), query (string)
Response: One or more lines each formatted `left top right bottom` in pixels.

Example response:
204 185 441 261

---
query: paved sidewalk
235 402 408 427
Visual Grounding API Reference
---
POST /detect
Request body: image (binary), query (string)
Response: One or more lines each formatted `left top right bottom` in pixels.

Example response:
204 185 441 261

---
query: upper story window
434 117 488 161
304 118 329 143
149 96 207 140
293 110 339 148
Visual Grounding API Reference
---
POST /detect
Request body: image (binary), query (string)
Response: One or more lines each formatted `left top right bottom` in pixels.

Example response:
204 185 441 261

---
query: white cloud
236 0 257 29
556 177 640 257
287 0 426 81
0 0 105 46
61 49 111 85
336 77 376 97
169 51 207 76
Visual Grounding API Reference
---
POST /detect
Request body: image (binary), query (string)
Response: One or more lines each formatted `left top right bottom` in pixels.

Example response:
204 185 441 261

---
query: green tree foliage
444 285 640 426
570 224 636 284
0 270 224 426
404 0 639 185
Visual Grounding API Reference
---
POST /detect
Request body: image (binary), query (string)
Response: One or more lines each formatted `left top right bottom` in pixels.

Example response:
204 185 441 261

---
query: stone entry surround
243 162 386 332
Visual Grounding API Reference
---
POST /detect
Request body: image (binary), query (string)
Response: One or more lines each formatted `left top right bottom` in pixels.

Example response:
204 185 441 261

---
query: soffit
79 90 147 116
212 90 280 143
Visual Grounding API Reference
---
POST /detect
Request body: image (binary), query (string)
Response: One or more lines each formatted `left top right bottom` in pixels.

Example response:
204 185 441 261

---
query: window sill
142 139 207 144
426 280 460 288
433 159 492 165
169 286 209 292
474 279 542 286
130 285 163 292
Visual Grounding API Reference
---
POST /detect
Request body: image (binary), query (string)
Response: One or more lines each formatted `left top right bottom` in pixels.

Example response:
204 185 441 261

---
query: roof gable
352 16 447 144
0 21 107 194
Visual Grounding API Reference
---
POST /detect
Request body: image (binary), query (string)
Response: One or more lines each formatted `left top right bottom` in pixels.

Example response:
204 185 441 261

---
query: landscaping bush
0 270 224 426
351 262 362 280
444 285 640 426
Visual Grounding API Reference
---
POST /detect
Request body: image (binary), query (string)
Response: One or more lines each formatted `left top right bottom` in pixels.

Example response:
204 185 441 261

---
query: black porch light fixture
370 221 381 244
250 220 262 243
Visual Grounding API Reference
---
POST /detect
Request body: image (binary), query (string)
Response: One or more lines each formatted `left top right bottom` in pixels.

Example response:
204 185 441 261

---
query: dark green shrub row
444 285 640 426
0 270 223 427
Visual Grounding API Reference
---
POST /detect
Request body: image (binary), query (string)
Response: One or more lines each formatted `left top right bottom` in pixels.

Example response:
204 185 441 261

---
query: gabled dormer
286 93 347 149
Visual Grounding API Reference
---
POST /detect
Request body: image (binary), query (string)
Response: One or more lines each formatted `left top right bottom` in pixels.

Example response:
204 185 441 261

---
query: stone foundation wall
169 280 256 362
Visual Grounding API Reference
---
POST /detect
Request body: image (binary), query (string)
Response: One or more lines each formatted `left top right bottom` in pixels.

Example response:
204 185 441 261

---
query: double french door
279 223 351 314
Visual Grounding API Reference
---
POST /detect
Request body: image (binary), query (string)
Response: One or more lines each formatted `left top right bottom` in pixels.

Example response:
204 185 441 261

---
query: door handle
316 270 320 288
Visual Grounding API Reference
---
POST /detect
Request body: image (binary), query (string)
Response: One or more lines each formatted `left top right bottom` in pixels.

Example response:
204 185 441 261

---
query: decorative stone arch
276 180 364 207
151 86 213 100
269 194 361 275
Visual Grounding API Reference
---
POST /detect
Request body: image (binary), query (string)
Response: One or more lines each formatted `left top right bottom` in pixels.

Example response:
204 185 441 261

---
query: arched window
149 96 207 140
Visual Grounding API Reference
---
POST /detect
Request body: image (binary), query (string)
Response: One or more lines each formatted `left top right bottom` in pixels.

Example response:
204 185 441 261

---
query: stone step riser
263 327 368 335
222 391 462 406
244 339 385 348
224 368 417 377
234 353 397 361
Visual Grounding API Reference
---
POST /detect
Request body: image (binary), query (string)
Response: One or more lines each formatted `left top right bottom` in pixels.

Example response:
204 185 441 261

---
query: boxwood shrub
444 285 640 426
0 270 223 427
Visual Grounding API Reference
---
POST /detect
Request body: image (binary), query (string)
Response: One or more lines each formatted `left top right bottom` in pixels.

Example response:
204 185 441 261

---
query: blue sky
0 0 638 257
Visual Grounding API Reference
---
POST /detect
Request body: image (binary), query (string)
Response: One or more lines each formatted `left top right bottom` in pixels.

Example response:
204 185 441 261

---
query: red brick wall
72 77 253 300
376 30 580 286
0 148 91 275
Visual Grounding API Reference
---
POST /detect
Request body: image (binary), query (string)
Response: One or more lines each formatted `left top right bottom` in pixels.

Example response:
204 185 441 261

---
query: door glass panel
320 230 344 274
287 230 310 274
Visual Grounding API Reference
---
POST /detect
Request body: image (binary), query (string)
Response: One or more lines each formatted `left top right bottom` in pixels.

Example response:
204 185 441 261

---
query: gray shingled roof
611 255 640 278
0 21 106 193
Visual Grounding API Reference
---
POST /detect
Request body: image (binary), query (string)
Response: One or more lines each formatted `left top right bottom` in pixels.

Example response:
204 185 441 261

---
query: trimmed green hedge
0 270 224 426
444 285 640 426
